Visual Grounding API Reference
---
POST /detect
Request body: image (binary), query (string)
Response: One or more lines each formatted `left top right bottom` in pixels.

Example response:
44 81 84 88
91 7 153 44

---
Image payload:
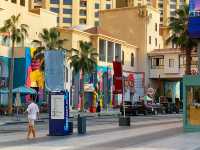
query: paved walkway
0 109 120 125
1 117 199 150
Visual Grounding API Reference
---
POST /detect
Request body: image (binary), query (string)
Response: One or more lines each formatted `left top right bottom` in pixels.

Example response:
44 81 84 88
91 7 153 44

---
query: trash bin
119 116 131 126
77 115 86 134
68 121 73 135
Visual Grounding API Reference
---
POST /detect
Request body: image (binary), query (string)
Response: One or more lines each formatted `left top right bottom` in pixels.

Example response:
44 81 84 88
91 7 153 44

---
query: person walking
25 97 39 139
96 101 101 116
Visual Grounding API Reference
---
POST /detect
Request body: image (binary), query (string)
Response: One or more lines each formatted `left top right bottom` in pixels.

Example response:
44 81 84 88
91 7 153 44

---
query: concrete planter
119 116 131 126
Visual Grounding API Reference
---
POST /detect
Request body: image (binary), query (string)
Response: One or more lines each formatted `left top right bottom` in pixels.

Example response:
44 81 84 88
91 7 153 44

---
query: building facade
0 0 57 107
99 6 162 88
59 26 141 108
148 48 198 103
0 0 57 46
41 0 116 27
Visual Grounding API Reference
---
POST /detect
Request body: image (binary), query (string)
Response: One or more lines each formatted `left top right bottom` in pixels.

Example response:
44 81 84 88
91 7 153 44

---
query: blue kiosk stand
49 91 69 136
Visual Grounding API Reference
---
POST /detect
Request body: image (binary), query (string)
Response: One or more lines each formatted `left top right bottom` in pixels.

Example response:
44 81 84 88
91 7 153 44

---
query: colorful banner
113 61 123 94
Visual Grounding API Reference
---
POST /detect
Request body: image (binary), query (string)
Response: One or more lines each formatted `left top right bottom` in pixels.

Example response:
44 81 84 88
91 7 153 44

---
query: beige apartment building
0 0 57 46
36 0 116 27
99 6 161 87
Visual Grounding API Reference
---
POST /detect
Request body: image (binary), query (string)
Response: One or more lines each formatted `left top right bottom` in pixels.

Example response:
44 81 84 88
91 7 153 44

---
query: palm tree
0 14 29 113
32 27 67 71
167 5 197 74
68 41 98 111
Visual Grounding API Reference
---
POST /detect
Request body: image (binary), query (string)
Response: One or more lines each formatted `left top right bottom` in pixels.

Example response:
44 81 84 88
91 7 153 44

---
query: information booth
183 76 200 132
49 91 69 136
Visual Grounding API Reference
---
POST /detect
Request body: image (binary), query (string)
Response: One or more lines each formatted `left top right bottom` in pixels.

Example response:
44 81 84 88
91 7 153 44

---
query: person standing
26 97 39 139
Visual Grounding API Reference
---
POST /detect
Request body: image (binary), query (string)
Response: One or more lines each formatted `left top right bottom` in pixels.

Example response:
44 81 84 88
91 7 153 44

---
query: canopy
12 86 37 94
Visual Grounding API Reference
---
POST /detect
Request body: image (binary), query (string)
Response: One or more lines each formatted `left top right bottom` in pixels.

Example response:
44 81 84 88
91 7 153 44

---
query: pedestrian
96 101 101 116
25 96 39 139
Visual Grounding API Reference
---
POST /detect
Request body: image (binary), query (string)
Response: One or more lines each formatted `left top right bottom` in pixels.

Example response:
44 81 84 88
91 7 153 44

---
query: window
179 55 186 67
155 23 157 31
63 18 72 23
122 51 124 65
155 38 157 46
149 36 151 44
63 9 72 14
95 12 99 18
131 53 134 67
11 0 17 3
65 67 68 82
80 19 86 24
63 0 72 5
106 4 111 9
169 59 174 67
57 17 59 23
20 0 25 6
151 57 164 69
115 43 121 61
99 39 106 61
80 1 87 7
95 3 100 9
95 21 99 27
50 0 59 4
107 41 114 62
80 9 87 16
50 7 59 13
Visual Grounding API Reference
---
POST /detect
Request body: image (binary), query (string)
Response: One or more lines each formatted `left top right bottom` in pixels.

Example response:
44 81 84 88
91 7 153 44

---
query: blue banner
45 51 65 91
188 0 200 38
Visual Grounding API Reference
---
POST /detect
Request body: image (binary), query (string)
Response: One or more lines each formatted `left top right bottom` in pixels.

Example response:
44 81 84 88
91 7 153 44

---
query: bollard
77 114 86 134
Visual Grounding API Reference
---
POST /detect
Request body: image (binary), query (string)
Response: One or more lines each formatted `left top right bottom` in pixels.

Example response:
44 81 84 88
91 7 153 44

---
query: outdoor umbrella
12 86 37 94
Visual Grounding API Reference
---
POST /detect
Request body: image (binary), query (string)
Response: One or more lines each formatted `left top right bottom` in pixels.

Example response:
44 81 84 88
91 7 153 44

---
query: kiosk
49 91 69 136
183 76 200 132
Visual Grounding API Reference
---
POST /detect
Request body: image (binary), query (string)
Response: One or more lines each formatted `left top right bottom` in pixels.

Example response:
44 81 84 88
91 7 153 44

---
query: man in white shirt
26 98 39 139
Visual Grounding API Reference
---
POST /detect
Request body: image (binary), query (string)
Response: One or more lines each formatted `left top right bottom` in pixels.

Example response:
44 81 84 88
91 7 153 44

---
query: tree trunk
185 48 191 75
80 71 85 112
8 41 15 114
198 42 200 74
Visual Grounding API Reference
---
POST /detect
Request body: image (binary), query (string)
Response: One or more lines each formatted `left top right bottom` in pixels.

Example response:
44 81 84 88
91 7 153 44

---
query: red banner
113 61 123 94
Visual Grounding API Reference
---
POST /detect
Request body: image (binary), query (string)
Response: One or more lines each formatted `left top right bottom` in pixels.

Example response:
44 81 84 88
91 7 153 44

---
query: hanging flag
113 61 123 94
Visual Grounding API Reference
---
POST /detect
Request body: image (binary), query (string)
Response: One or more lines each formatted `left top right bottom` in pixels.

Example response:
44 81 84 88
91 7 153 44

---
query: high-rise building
40 0 116 27
116 0 189 26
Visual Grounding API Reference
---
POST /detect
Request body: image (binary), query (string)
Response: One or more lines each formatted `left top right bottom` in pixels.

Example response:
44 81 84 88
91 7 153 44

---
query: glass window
80 9 87 16
63 0 72 5
107 41 114 62
99 39 106 61
80 1 87 7
20 0 25 6
149 36 151 44
179 55 186 67
151 57 164 69
95 3 100 9
80 19 86 24
63 18 72 23
95 21 99 27
155 23 157 31
50 0 59 4
169 59 174 67
131 53 134 67
50 7 59 13
122 51 124 65
63 9 72 14
106 4 111 9
11 0 17 3
95 11 99 18
155 38 157 46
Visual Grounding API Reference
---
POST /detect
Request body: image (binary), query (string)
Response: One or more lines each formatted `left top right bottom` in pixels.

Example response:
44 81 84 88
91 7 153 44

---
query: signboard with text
113 61 123 94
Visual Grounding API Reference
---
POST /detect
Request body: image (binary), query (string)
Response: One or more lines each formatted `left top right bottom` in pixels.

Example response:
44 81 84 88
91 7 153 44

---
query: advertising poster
188 0 200 38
